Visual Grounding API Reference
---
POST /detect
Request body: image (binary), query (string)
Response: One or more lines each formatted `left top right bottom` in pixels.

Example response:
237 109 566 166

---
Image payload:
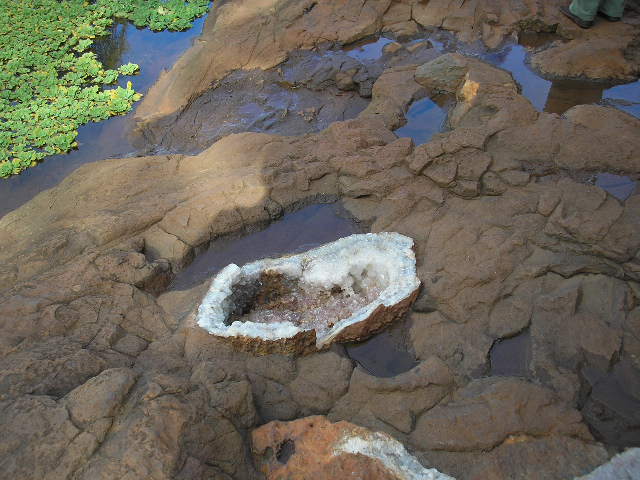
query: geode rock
576 448 640 479
252 416 454 480
196 233 420 355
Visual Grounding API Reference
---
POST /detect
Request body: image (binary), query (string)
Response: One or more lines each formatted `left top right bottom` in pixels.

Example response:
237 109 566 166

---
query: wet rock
416 53 538 133
382 41 403 55
136 59 373 154
190 361 257 428
93 249 170 293
0 368 138 480
411 0 561 49
0 338 107 400
133 0 638 143
424 158 457 186
577 448 640 480
65 368 137 430
489 105 640 173
409 312 494 378
252 416 454 479
415 54 472 93
360 65 427 129
135 0 392 127
0 395 88 480
382 2 412 27
134 30 444 154
289 351 353 414
531 22 640 81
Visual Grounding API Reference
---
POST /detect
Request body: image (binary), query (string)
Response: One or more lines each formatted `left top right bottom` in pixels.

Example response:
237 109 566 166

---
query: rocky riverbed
1 0 639 479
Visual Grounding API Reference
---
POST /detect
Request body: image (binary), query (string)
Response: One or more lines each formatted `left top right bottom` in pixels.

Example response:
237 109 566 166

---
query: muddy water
0 16 208 219
345 36 395 61
394 95 450 145
489 330 532 377
595 173 637 201
581 357 640 447
483 36 640 117
170 203 362 291
345 326 418 377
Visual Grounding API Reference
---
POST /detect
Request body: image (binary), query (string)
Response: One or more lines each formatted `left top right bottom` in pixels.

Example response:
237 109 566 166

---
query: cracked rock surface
1 1 640 479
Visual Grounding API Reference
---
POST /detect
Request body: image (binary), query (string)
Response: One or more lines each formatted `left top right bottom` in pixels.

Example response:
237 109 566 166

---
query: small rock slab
252 416 454 480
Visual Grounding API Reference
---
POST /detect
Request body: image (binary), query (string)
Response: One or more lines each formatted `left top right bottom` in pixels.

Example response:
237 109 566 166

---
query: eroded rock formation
134 0 639 143
1 3 639 478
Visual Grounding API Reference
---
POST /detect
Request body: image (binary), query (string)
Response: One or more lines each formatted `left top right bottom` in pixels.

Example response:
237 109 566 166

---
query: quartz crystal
196 232 420 349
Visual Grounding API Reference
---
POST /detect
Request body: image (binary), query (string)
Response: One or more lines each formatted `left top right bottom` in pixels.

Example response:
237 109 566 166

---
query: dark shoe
597 10 621 21
560 5 593 28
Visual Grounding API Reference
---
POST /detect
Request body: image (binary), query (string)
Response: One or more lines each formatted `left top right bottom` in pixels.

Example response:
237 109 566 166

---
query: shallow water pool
0 16 208 219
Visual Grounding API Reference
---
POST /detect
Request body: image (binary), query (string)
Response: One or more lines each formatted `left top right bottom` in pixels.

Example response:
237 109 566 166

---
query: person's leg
562 0 598 27
569 0 601 20
599 0 625 19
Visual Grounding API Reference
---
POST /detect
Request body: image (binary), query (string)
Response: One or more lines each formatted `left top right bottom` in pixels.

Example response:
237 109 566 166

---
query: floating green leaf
0 0 210 177
118 62 140 76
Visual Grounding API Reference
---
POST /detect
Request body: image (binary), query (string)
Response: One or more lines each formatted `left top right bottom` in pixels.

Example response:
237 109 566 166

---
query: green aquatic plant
0 0 210 177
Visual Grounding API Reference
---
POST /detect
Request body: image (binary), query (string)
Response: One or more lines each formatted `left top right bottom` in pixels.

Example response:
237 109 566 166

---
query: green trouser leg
569 0 626 20
600 0 626 17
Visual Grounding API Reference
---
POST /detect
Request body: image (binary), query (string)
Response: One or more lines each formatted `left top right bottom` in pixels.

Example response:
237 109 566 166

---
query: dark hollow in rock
276 439 296 464
168 203 362 292
345 328 418 378
489 330 532 377
580 357 640 448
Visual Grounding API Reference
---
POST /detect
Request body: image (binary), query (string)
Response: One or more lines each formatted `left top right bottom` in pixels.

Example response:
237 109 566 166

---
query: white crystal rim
195 232 420 347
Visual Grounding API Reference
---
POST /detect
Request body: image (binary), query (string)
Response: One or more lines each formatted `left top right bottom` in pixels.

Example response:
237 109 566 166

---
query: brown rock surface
489 104 640 173
531 21 640 81
329 356 453 436
133 0 639 148
135 0 392 127
409 377 591 451
1 44 640 479
421 436 609 480
411 0 562 48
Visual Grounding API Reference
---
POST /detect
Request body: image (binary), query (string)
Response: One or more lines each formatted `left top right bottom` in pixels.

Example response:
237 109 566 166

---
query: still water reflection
0 16 207 219
484 36 639 117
